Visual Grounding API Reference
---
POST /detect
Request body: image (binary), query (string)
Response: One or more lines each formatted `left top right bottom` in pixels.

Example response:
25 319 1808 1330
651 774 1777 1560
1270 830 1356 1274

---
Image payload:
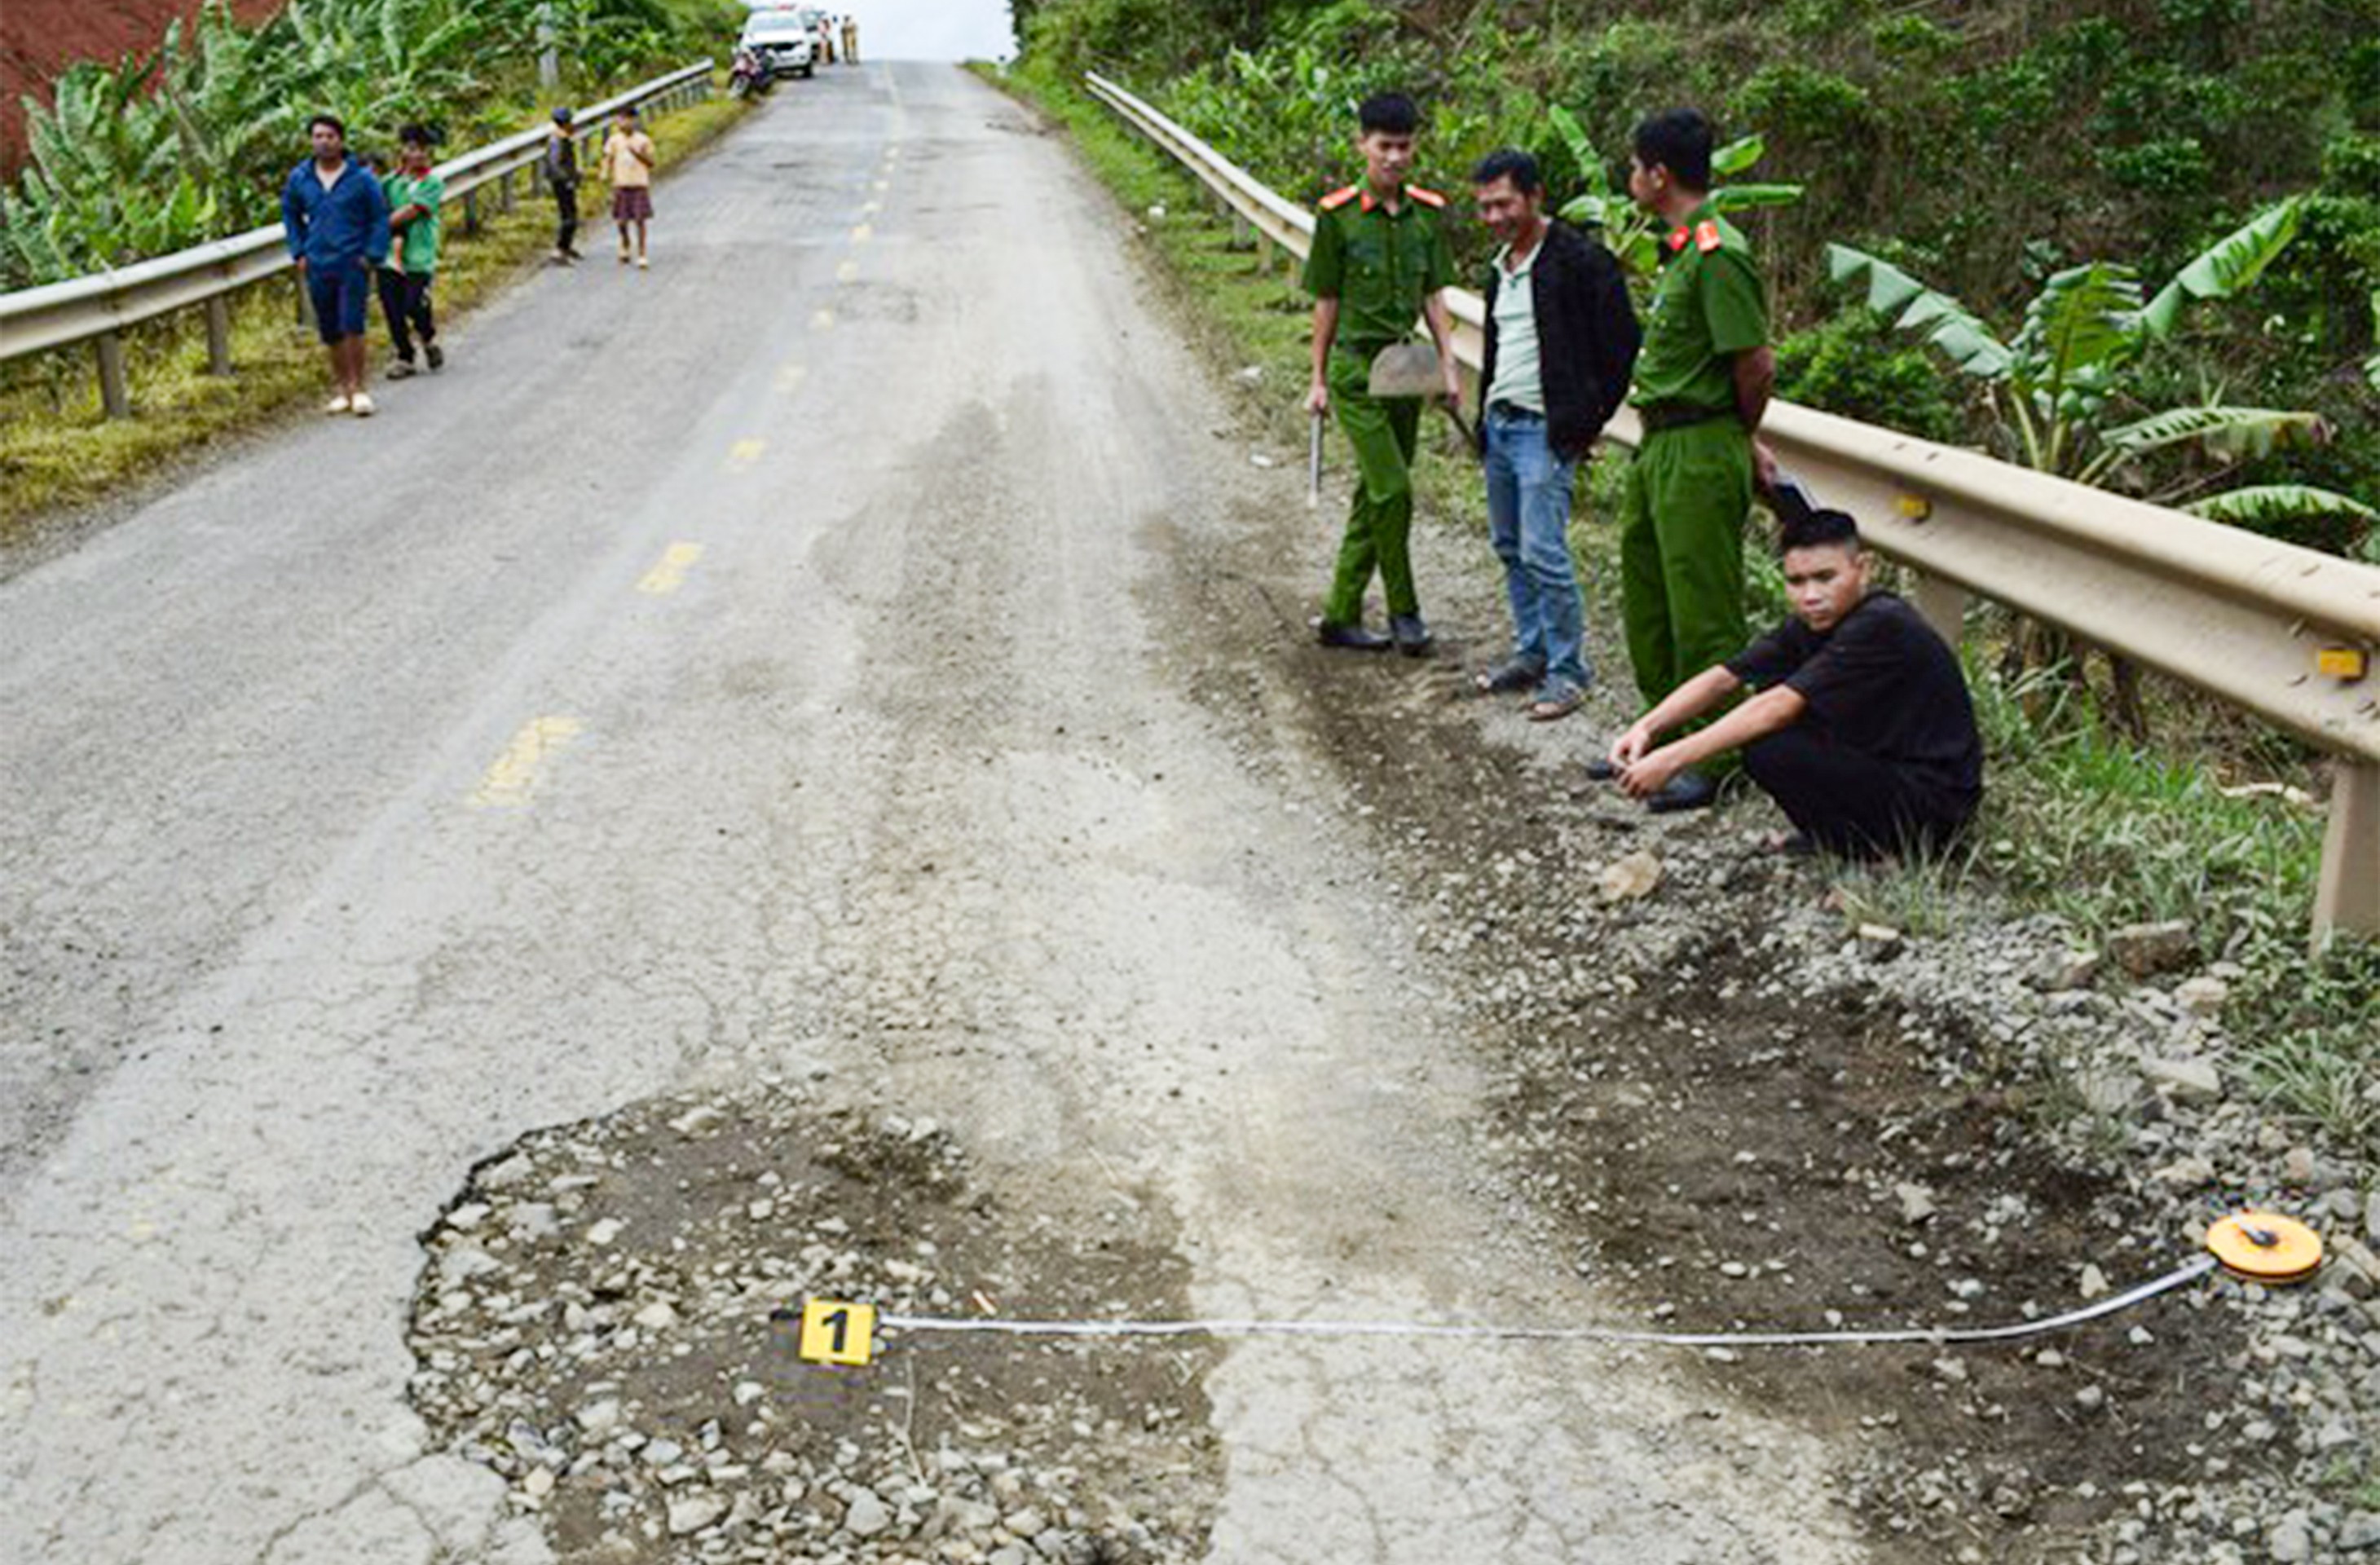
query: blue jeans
1483 407 1590 694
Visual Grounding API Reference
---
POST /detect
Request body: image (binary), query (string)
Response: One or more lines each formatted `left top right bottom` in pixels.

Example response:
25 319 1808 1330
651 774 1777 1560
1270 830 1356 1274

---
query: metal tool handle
1307 410 1324 509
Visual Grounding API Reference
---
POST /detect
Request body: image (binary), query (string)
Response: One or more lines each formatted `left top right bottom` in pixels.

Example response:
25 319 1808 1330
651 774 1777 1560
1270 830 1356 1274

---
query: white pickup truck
739 7 816 78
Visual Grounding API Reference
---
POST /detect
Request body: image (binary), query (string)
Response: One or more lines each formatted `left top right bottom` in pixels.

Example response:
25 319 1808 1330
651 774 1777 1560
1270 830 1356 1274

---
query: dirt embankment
0 0 285 174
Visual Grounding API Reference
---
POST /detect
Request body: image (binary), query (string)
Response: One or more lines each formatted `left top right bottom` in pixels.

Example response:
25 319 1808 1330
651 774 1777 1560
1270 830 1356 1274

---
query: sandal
1525 686 1585 722
1473 656 1543 695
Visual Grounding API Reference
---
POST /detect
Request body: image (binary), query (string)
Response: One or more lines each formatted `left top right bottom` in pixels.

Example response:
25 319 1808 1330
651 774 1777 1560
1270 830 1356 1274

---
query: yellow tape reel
2206 1212 2324 1285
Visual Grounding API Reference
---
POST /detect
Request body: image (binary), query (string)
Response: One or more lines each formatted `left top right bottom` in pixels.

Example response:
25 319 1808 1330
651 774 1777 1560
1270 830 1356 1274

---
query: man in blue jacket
280 114 390 417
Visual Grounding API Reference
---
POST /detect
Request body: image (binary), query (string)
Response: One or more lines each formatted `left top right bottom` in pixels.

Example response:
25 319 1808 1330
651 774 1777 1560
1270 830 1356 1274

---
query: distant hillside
0 0 286 172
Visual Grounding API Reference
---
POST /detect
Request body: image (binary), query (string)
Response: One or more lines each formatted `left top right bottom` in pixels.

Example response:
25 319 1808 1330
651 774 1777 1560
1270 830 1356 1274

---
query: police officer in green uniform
1303 91 1462 657
1611 107 1777 812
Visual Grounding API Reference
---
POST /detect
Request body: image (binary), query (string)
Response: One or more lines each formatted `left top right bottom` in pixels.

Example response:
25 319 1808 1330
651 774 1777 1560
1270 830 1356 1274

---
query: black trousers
552 180 579 253
376 270 435 361
1743 725 1972 859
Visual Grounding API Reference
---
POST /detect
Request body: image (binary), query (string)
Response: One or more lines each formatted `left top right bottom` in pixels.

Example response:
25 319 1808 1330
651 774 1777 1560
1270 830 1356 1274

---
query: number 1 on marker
797 1298 876 1366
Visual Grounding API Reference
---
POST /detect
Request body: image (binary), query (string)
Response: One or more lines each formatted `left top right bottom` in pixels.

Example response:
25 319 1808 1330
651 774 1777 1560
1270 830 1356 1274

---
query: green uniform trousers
1619 418 1752 748
1322 350 1424 625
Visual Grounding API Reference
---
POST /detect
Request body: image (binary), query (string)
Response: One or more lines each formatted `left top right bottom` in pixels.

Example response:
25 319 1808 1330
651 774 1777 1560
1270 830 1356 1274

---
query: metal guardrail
1083 70 2380 943
0 60 716 409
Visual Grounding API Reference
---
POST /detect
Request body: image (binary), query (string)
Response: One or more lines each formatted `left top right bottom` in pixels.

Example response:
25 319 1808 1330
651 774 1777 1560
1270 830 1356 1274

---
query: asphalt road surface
2 64 1864 1563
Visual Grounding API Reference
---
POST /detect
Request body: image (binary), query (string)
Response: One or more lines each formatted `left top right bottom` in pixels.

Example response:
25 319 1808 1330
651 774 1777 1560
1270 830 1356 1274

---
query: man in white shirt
1469 148 1640 720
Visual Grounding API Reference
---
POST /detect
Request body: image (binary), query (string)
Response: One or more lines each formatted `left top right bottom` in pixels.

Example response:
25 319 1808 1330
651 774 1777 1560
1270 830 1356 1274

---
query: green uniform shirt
1629 202 1766 411
386 170 443 273
1303 184 1455 350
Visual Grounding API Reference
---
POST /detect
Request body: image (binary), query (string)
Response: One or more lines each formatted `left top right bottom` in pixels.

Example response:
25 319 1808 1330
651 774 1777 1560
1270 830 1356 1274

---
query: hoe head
1366 342 1445 399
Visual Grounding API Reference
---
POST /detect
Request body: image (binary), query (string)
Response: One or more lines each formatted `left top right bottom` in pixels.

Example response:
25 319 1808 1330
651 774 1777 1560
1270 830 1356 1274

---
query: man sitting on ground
1608 508 1982 857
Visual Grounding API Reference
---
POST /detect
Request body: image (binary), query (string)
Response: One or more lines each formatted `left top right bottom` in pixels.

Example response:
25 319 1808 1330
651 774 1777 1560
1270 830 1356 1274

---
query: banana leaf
1548 104 1615 200
2184 485 2379 526
2100 405 2329 462
1827 243 2012 377
1710 182 1804 212
2012 262 2142 389
2141 197 2304 338
1712 134 1765 177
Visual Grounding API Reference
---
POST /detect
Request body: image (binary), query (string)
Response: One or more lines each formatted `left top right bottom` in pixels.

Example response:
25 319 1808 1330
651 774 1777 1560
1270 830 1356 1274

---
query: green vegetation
985 50 2380 1158
1012 0 2380 560
0 0 745 533
1831 207 2376 544
2 0 740 288
0 85 747 533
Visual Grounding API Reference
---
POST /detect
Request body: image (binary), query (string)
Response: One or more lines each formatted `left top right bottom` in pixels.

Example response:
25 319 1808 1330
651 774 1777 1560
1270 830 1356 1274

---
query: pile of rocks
407 1086 1219 1563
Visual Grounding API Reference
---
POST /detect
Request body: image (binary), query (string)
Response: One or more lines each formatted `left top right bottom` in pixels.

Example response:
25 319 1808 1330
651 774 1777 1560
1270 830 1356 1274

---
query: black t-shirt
1726 592 1983 805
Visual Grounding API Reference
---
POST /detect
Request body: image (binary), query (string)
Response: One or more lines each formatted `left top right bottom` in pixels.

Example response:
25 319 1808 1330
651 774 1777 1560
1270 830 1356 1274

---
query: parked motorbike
729 49 773 98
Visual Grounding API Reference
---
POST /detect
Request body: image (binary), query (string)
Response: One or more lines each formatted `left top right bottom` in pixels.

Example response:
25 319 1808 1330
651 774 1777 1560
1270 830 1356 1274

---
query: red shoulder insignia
1695 220 1723 253
1320 185 1360 211
1406 185 1447 209
1667 226 1691 253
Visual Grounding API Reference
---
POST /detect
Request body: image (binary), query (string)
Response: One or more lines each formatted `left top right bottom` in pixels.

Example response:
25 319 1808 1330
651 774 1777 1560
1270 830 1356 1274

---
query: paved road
2 64 1865 1563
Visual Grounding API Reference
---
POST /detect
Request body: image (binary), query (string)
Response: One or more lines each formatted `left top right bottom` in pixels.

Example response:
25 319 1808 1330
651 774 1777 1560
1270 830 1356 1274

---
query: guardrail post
499 168 516 213
204 296 233 376
1911 571 1968 646
2314 760 2380 946
463 188 481 236
94 331 131 418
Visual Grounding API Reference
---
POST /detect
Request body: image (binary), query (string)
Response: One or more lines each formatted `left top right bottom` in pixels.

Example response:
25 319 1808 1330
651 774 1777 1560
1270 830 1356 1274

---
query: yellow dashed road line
811 307 835 331
774 363 809 395
836 260 860 284
637 542 704 596
850 223 873 244
727 438 766 472
471 716 583 808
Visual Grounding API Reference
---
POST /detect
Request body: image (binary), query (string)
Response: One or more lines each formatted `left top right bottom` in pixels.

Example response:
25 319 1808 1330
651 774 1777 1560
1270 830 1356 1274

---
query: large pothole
406 1082 1223 1563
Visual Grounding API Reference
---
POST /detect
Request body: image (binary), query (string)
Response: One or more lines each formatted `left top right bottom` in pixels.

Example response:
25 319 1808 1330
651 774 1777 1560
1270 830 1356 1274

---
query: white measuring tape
875 1254 2216 1351
789 1215 2320 1368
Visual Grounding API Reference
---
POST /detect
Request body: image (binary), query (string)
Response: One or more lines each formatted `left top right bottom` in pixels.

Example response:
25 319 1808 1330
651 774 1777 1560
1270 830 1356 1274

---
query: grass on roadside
985 58 2380 1160
0 82 749 540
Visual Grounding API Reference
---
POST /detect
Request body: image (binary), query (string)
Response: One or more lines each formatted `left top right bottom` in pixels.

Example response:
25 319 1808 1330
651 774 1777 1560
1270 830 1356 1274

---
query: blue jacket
280 157 391 267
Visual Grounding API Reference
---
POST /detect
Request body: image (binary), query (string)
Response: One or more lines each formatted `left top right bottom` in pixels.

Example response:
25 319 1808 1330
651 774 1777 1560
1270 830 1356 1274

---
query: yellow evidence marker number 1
797 1298 877 1366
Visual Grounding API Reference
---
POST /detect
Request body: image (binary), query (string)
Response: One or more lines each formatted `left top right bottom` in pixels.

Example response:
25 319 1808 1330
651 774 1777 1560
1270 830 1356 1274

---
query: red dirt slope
1 0 286 174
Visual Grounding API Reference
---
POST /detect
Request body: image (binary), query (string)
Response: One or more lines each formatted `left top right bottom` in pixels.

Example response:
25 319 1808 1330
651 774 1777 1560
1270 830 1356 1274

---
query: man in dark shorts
280 113 390 417
1607 509 1982 857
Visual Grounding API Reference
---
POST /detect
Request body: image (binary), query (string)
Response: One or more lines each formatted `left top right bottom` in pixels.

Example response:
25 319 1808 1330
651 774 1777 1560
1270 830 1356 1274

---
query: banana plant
1827 197 2375 531
1829 197 2378 725
1548 106 1803 280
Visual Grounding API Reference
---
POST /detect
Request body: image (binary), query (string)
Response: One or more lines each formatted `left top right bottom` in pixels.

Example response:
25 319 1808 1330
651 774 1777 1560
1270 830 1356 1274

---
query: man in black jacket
1470 148 1641 721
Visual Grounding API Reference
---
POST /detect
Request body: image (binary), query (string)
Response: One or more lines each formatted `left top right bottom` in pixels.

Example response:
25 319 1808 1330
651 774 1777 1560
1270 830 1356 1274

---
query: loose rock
2107 919 2195 978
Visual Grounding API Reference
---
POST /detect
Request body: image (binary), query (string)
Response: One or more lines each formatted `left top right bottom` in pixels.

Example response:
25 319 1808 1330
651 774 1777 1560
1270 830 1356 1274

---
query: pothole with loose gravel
406 1082 1223 1563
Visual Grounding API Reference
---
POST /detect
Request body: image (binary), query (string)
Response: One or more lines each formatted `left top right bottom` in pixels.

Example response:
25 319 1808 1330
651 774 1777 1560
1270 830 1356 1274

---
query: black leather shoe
1583 757 1620 781
1316 619 1392 652
1390 613 1433 657
1645 769 1720 813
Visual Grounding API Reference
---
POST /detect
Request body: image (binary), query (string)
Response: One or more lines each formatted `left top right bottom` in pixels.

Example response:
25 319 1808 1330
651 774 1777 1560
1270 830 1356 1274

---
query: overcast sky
835 1 1014 60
